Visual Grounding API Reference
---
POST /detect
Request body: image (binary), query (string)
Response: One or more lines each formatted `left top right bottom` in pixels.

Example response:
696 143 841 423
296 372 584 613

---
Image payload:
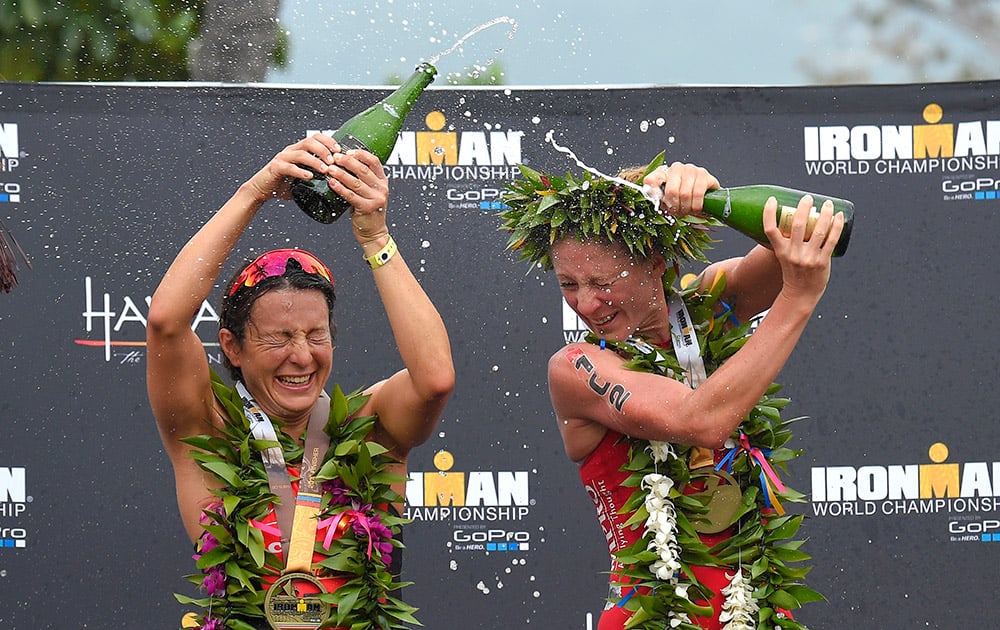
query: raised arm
551 193 843 458
644 161 825 324
146 134 344 455
327 149 455 457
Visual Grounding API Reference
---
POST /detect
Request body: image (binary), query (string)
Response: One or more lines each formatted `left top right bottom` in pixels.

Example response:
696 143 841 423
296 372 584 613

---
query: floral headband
498 152 716 270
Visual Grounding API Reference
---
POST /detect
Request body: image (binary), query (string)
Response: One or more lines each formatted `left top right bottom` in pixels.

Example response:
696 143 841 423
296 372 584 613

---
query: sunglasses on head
227 248 333 297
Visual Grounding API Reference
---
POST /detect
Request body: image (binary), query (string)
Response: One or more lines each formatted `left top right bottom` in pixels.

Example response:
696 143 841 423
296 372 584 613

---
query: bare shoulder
548 343 584 392
549 341 608 372
547 341 631 411
357 377 388 417
548 341 627 379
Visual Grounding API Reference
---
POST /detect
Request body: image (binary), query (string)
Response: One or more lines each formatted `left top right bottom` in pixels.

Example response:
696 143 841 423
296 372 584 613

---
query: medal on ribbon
238 383 333 630
683 467 743 534
264 572 331 629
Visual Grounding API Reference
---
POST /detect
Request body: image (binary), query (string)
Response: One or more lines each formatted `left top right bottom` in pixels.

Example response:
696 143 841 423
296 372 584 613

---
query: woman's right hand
246 133 342 203
641 161 720 218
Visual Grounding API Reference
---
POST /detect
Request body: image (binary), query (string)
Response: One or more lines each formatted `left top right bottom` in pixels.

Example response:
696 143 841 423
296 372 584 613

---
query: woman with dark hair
146 133 454 629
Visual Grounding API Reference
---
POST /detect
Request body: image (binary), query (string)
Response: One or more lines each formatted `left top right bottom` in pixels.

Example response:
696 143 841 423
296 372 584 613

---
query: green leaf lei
597 269 824 629
175 370 418 630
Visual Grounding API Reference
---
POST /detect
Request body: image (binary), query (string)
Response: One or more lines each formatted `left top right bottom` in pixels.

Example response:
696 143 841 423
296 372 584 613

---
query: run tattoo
566 348 632 412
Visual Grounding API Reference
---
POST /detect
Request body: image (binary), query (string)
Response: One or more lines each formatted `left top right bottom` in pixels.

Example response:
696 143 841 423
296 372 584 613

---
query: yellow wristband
364 235 397 269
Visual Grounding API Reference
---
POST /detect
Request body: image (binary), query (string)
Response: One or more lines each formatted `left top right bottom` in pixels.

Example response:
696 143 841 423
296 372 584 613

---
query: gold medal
263 572 331 630
683 467 743 534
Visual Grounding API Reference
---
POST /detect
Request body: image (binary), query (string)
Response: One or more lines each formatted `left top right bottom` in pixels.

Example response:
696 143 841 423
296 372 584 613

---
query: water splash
427 16 518 70
544 130 668 216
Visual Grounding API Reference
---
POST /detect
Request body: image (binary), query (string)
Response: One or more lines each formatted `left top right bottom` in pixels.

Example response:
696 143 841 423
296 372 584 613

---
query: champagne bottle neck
384 63 437 114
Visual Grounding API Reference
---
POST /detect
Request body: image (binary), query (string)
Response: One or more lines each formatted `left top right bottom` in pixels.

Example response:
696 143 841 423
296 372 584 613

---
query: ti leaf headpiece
499 151 717 270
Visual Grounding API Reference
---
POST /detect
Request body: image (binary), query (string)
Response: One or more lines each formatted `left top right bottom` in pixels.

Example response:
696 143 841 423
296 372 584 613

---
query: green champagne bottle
291 62 438 224
701 185 855 257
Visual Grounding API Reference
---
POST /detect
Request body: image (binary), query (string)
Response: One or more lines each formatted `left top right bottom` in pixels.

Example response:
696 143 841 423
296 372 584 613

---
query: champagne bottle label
703 185 855 257
777 205 822 240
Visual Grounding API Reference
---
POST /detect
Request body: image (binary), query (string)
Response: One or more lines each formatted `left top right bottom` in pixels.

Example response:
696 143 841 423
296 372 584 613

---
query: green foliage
0 0 203 81
0 0 287 82
498 152 716 271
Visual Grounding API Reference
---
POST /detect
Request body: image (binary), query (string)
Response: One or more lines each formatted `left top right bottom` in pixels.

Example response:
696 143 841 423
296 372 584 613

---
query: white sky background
265 0 981 87
267 0 858 87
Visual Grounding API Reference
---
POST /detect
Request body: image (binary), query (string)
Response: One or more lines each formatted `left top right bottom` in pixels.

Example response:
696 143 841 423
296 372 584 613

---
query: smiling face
220 288 334 428
551 237 670 342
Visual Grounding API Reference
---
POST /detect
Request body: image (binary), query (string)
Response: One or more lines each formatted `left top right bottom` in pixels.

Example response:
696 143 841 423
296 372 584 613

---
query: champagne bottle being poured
700 185 855 257
291 62 438 224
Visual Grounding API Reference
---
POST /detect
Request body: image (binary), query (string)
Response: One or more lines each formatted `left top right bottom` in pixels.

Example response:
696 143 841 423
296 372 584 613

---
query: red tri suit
578 429 732 630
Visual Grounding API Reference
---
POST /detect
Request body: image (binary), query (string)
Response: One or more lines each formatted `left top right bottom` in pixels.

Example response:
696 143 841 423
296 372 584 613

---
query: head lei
499 152 717 271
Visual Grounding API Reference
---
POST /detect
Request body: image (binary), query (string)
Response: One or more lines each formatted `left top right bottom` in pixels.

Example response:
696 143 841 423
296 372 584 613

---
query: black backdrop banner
1 79 999 628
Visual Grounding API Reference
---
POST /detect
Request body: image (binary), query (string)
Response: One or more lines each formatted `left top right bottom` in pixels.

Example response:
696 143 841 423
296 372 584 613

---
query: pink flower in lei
181 374 419 628
201 566 227 598
321 478 352 506
192 505 228 625
350 504 395 566
318 481 396 566
200 617 225 630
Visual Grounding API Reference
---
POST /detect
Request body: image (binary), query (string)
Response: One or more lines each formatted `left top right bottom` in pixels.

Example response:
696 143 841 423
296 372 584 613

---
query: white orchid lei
720 569 759 630
639 444 695 629
591 267 824 629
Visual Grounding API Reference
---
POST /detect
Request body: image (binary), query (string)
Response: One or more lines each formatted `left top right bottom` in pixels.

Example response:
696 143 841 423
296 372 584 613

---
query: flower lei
596 267 824 629
174 370 418 629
